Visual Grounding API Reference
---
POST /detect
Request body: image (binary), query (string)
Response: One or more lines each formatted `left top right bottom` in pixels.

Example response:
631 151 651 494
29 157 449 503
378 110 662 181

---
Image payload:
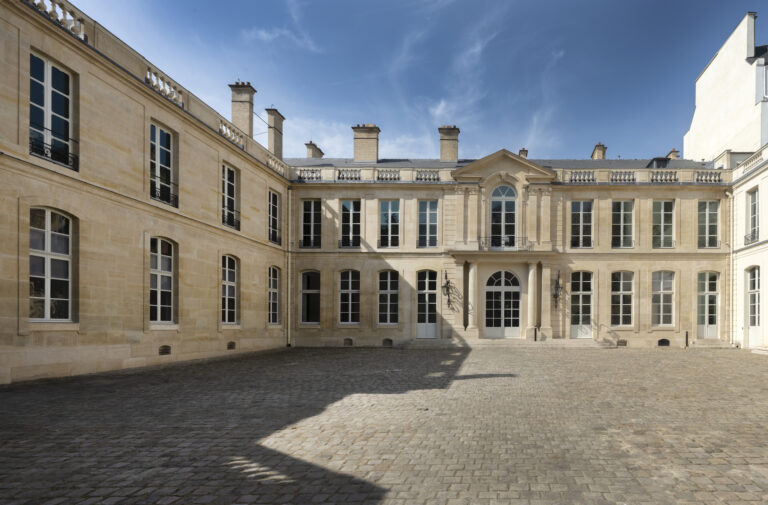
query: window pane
50 299 69 320
30 229 45 251
51 66 70 94
30 54 44 81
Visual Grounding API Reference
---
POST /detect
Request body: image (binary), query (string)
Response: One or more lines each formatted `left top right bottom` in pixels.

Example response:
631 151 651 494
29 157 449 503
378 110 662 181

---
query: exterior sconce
442 272 452 308
552 270 563 308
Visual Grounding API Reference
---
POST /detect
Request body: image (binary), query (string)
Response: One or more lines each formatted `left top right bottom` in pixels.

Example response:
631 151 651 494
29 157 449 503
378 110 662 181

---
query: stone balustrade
218 119 245 149
298 168 321 181
145 66 184 108
377 169 401 181
31 0 86 40
610 171 636 183
696 171 723 183
337 169 361 181
265 152 287 176
650 171 679 183
569 171 595 183
737 143 767 177
415 169 440 182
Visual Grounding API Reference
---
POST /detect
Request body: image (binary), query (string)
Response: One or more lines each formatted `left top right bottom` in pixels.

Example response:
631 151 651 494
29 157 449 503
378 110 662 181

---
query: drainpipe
726 189 733 347
286 186 292 347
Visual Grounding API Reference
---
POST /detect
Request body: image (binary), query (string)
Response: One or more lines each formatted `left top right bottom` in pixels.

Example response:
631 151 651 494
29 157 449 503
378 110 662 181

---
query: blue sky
75 0 764 160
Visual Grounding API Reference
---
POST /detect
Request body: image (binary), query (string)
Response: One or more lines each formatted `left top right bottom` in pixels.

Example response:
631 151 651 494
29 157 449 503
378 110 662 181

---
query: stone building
0 2 765 383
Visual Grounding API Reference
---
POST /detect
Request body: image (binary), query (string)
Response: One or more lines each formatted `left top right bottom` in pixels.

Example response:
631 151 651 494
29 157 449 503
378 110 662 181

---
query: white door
697 272 718 339
748 267 761 348
417 270 437 338
570 271 593 339
484 271 521 338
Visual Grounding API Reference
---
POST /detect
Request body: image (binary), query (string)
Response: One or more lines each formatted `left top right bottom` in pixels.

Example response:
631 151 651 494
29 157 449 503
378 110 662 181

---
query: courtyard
2 347 768 505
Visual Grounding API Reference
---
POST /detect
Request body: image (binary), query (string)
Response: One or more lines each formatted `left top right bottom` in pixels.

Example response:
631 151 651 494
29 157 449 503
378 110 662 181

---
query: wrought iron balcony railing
150 176 178 208
29 130 78 171
745 229 759 245
222 209 240 231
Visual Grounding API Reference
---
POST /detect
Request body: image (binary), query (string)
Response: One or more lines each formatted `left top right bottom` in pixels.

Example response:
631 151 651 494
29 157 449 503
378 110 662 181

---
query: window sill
221 324 241 330
609 325 634 329
267 324 282 329
150 323 179 331
299 322 321 327
29 321 79 332
339 322 360 326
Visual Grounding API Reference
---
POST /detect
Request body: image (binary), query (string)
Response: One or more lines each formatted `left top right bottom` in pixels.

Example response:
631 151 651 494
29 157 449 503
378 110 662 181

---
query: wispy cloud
521 49 566 154
241 0 321 53
282 116 350 158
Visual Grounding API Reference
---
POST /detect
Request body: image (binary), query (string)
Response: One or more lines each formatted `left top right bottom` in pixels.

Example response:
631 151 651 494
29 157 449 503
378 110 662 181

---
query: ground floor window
29 208 73 320
221 255 238 324
610 271 633 326
301 271 320 323
378 270 398 324
340 270 360 323
748 267 760 327
652 271 674 326
268 266 280 325
150 237 174 323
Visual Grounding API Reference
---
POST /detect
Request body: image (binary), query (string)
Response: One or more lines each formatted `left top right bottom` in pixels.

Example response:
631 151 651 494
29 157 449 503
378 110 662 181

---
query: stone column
526 188 538 246
526 262 537 339
540 188 552 247
540 264 553 339
467 262 477 332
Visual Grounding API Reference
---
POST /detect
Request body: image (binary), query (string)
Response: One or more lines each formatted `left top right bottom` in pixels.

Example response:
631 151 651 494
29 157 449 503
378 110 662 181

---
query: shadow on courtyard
0 347 514 504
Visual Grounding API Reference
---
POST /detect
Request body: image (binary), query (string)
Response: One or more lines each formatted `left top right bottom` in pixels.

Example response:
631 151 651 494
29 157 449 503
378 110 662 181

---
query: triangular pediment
453 149 555 183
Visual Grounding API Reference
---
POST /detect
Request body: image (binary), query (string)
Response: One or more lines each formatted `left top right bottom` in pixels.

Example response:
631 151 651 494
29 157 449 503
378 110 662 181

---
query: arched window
484 271 521 335
150 237 175 323
301 271 321 324
221 255 238 324
29 208 73 320
490 185 516 248
268 266 280 325
339 270 360 323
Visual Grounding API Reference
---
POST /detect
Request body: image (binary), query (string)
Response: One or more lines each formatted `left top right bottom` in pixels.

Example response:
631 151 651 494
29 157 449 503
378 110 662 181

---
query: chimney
305 141 324 159
352 124 380 162
591 142 607 160
747 12 756 59
265 108 285 159
438 125 460 162
666 148 680 160
518 147 528 159
229 81 256 138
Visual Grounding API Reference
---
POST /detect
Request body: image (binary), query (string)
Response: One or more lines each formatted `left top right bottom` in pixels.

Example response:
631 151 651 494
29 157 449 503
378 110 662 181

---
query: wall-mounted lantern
442 272 452 308
552 270 563 308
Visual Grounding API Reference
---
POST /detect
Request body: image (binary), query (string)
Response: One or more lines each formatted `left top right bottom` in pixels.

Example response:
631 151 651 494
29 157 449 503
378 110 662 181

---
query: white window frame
221 255 238 324
489 186 517 249
150 123 175 206
611 200 634 248
418 200 438 248
652 271 675 326
29 208 72 321
697 271 718 328
340 200 361 247
29 52 74 166
570 271 592 326
339 270 360 324
697 200 719 248
571 200 593 248
268 190 281 245
378 270 399 325
417 270 438 324
610 271 633 326
301 271 321 324
748 189 759 239
301 199 321 248
268 266 280 325
652 200 674 248
748 267 761 327
150 237 174 323
379 200 400 248
222 165 238 230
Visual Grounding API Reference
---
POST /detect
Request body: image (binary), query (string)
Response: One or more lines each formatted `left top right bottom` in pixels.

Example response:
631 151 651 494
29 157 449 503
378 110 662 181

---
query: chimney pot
265 108 285 159
518 147 528 159
229 81 256 138
591 142 607 160
438 125 460 163
666 148 680 160
305 141 324 159
351 124 380 162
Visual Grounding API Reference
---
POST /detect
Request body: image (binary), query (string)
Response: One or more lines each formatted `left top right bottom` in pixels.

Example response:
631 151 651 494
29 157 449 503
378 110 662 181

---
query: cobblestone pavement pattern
3 348 768 504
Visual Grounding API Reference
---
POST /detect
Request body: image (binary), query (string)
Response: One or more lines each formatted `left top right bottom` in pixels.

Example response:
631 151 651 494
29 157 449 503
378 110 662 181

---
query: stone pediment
453 149 555 183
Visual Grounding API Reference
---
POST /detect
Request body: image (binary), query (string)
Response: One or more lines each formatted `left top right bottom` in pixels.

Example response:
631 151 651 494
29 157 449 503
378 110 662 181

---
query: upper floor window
29 208 72 321
611 201 633 248
222 165 239 230
340 200 361 247
339 270 360 323
150 123 177 207
697 201 719 248
651 271 674 326
268 266 280 325
221 255 238 324
610 271 633 326
746 189 759 245
301 200 321 248
150 237 175 323
268 190 281 245
490 186 516 248
379 200 400 248
418 200 438 248
29 53 77 170
652 201 674 248
301 271 321 324
378 270 399 324
571 200 593 248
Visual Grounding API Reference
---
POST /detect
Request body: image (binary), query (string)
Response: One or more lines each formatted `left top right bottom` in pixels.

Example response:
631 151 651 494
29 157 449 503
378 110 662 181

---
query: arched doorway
485 271 521 338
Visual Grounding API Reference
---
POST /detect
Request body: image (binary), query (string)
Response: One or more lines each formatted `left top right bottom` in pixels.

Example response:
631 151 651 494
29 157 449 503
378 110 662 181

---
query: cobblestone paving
3 347 768 504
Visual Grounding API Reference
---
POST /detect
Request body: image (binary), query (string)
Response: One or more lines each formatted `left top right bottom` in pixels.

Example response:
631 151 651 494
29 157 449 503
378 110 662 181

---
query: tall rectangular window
748 267 760 327
652 271 674 326
222 165 239 230
301 200 321 248
571 200 593 248
747 189 759 244
339 270 360 323
340 200 361 247
29 208 72 320
301 272 321 324
418 200 438 248
610 271 633 326
29 53 76 169
697 201 718 248
221 255 237 324
652 201 674 248
378 270 399 324
150 238 174 323
150 124 177 207
268 191 281 245
379 200 400 247
268 266 280 325
611 201 633 248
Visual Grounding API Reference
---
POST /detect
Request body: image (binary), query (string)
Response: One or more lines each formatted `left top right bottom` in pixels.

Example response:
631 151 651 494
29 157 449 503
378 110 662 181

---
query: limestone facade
0 1 765 383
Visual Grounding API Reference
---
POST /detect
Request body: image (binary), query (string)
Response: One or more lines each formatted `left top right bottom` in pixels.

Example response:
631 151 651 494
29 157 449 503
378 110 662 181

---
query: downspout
726 188 733 347
286 186 292 347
